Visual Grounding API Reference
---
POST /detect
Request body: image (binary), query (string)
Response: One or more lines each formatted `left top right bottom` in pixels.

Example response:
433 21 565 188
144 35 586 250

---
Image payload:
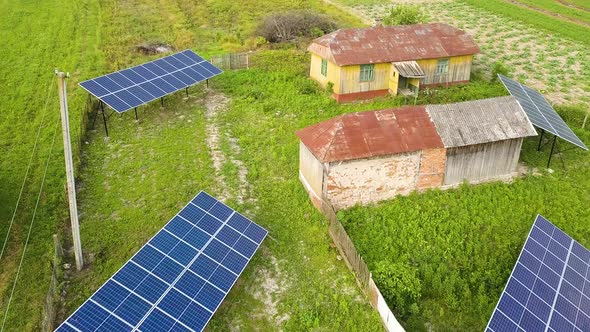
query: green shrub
256 10 338 43
382 5 427 26
373 260 422 319
491 61 511 81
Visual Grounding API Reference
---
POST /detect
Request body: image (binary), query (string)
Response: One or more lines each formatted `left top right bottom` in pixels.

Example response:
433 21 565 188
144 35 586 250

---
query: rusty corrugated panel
426 96 538 148
295 106 444 163
393 61 425 78
310 23 480 66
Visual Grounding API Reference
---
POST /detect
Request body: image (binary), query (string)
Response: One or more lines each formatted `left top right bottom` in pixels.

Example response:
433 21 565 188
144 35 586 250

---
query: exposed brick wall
332 89 390 103
325 152 421 210
416 148 447 189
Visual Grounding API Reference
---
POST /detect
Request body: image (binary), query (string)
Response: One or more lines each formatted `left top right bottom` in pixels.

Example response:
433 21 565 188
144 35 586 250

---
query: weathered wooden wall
299 142 325 204
338 63 390 94
417 55 473 86
309 54 341 92
444 138 523 185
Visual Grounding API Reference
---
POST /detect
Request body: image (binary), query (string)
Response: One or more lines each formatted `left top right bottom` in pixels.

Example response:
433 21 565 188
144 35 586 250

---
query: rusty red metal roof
296 106 444 163
308 23 480 66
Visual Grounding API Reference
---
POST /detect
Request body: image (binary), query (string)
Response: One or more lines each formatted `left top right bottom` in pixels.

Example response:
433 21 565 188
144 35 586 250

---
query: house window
435 58 449 75
360 64 375 81
321 59 328 76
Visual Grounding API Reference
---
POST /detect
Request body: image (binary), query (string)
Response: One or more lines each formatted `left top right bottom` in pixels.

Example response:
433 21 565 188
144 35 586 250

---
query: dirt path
203 89 290 328
204 90 233 202
557 0 590 12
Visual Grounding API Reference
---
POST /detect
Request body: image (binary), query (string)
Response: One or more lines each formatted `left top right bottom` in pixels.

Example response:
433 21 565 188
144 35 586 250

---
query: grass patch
0 0 103 329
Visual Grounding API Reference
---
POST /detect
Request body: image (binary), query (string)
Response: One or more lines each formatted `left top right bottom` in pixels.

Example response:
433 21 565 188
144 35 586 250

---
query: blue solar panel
56 191 267 332
486 215 590 332
498 75 588 151
79 50 223 113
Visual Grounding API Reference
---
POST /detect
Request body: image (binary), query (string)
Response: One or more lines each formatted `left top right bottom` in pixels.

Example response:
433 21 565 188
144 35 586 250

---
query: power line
0 79 56 262
1 117 60 331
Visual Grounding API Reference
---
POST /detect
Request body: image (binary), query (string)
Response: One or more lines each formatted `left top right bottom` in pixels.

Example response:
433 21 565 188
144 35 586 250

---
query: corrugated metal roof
296 106 444 163
393 61 425 78
426 96 538 148
308 23 480 66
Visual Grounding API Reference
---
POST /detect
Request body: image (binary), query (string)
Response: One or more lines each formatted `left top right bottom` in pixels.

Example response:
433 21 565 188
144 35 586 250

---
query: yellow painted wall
417 55 473 85
310 53 473 95
389 67 399 94
408 78 420 91
309 54 340 93
338 62 390 94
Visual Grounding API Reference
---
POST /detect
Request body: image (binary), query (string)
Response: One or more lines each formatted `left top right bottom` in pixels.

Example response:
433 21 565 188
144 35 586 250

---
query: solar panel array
56 191 267 332
486 215 590 332
498 74 587 150
79 50 222 113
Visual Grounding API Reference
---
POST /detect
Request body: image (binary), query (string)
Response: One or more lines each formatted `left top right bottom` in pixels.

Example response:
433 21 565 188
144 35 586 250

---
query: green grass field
0 1 102 329
459 0 590 45
515 0 590 23
3 0 590 330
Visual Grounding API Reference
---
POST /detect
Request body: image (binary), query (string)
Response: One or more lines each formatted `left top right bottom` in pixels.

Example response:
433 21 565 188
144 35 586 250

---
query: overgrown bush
373 261 422 319
256 10 337 43
382 5 427 26
491 61 511 81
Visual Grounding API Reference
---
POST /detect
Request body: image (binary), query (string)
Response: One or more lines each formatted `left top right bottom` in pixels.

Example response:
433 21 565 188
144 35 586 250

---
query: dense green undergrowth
339 108 590 330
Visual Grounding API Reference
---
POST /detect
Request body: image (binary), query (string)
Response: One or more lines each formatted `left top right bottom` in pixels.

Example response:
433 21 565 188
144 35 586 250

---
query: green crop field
514 0 590 24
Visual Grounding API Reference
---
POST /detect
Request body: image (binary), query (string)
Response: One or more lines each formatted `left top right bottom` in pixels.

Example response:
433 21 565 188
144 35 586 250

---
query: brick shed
296 96 537 210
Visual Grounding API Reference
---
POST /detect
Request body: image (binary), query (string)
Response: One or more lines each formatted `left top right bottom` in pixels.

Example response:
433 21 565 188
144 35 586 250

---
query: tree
382 5 427 26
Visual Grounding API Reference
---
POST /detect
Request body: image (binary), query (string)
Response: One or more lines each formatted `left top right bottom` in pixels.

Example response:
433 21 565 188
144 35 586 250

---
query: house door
389 67 399 94
399 76 408 89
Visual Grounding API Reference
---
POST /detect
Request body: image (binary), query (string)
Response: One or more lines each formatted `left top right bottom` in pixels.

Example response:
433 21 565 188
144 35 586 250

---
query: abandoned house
296 96 537 210
307 23 480 103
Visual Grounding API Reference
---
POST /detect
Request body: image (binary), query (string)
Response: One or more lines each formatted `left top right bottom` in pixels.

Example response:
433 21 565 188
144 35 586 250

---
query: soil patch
136 43 174 55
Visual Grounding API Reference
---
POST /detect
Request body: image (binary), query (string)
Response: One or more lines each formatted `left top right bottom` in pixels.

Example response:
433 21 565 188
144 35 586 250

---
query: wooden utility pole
55 70 83 271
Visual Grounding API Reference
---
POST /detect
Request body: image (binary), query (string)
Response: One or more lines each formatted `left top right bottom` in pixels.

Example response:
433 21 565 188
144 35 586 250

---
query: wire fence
41 235 63 332
210 52 251 70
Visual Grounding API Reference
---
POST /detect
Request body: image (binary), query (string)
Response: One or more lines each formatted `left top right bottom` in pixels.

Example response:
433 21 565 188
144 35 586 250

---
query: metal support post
185 87 189 98
55 70 83 271
100 101 109 136
134 107 138 120
161 97 164 107
206 79 209 88
537 129 544 151
547 135 557 168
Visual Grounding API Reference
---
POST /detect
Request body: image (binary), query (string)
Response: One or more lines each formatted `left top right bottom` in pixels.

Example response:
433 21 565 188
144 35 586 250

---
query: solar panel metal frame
486 215 590 332
498 74 587 150
55 191 267 332
79 50 223 114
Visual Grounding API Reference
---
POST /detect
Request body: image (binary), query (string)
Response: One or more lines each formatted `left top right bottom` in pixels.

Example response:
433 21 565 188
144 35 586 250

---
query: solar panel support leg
185 87 189 98
206 79 209 88
161 97 164 107
100 101 109 137
134 107 138 121
547 135 557 168
537 129 544 151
